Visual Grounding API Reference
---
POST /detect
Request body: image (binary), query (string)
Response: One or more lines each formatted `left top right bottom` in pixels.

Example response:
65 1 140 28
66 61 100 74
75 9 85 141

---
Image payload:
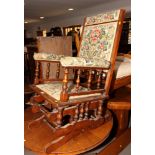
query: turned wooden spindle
56 62 60 79
84 102 89 120
60 68 69 102
97 70 102 89
56 107 63 128
46 62 50 79
34 61 40 84
76 69 81 92
79 103 84 120
87 70 92 90
97 100 103 118
101 71 107 87
74 105 79 122
102 71 106 80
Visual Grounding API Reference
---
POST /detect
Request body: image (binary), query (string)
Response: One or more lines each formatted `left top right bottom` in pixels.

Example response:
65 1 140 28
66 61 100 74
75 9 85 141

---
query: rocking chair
24 9 125 154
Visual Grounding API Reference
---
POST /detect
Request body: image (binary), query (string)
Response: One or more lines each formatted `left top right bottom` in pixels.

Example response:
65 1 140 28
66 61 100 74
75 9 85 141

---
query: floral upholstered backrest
79 10 120 61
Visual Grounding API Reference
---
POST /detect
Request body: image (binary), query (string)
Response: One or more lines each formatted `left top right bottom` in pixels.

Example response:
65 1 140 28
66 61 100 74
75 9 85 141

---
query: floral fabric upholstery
79 22 117 61
33 10 121 69
36 81 101 101
60 57 110 68
33 52 64 61
85 10 120 25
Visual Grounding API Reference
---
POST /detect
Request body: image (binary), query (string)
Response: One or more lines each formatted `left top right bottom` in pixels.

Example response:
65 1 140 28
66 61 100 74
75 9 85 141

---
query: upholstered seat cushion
36 81 101 101
115 56 131 79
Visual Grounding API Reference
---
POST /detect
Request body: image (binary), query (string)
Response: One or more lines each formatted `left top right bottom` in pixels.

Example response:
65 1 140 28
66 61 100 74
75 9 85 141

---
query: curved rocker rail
24 108 113 154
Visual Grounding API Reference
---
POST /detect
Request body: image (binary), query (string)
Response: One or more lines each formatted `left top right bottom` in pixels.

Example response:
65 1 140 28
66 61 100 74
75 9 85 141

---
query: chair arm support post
56 62 60 79
60 68 69 102
97 100 103 118
34 61 40 84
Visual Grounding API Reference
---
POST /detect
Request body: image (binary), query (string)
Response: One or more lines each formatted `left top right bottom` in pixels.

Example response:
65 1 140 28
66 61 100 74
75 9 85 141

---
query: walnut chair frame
25 9 125 154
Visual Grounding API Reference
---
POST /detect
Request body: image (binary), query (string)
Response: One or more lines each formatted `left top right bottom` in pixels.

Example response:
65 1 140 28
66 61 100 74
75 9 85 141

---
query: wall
25 0 131 38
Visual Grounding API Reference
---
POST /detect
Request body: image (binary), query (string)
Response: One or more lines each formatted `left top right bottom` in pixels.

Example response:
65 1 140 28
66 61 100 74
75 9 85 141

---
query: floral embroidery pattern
79 22 117 61
33 10 120 66
85 10 120 25
36 82 101 101
60 57 110 68
34 52 64 61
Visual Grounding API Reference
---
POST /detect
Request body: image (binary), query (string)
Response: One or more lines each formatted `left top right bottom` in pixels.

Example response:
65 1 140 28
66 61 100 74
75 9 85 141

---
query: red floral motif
80 22 117 61
100 43 104 49
90 29 101 43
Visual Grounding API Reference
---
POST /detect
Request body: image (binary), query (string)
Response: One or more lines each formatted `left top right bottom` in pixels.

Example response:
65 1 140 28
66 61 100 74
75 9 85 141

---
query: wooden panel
37 36 72 79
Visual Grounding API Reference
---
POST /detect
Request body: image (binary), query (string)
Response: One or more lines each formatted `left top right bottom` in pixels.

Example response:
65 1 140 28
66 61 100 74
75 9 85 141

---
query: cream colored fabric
60 56 110 68
33 52 64 61
79 22 118 61
85 10 120 25
115 56 131 78
36 81 101 101
34 53 110 68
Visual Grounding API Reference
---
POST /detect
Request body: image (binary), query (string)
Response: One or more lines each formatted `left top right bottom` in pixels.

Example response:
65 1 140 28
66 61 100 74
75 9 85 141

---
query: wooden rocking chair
24 9 125 154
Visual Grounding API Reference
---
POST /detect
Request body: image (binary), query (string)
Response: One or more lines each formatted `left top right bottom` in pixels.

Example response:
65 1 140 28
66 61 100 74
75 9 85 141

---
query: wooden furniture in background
24 45 38 84
37 36 72 79
24 46 37 107
118 17 131 54
37 36 72 55
37 30 43 36
63 25 81 36
97 85 131 155
24 9 125 154
108 85 131 135
63 25 81 56
111 53 131 91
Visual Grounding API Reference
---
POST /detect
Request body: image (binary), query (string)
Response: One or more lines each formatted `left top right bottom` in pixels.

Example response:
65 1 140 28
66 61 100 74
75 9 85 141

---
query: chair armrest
60 57 110 69
33 52 64 62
